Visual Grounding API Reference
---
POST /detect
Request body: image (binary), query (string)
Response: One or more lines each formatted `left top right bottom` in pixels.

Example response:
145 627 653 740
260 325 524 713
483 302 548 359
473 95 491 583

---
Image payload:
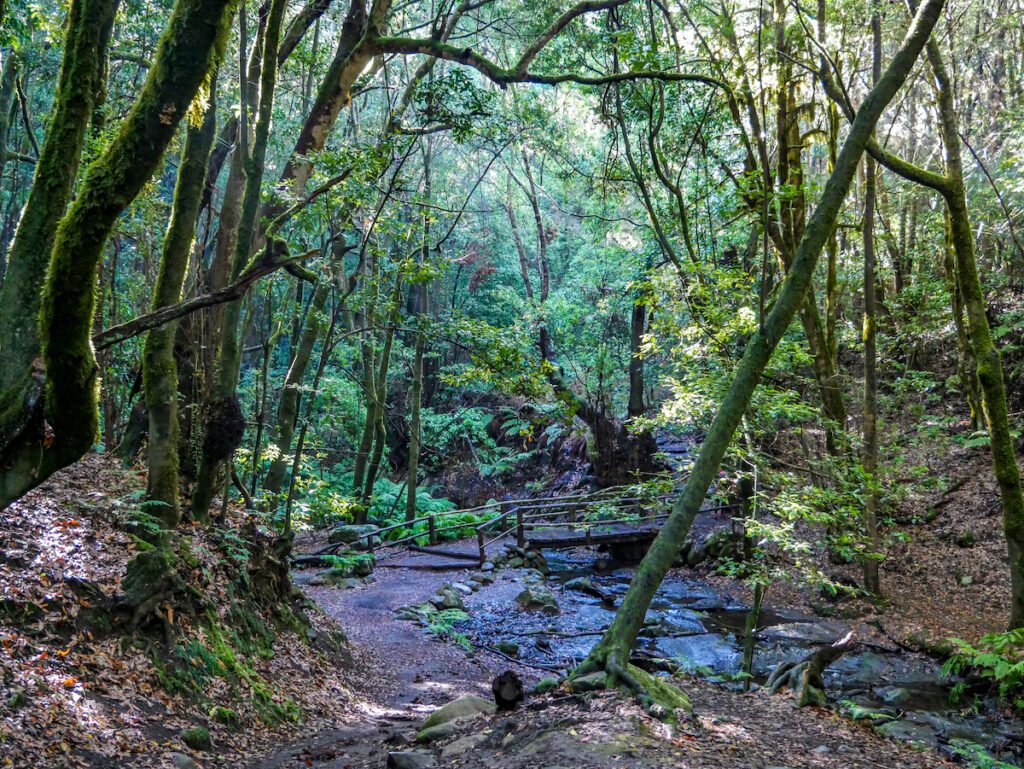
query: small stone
812 745 832 755
168 754 198 769
416 721 461 743
495 641 519 657
481 562 495 572
387 750 436 769
180 727 211 752
441 734 487 757
450 582 473 596
960 575 975 586
508 557 524 568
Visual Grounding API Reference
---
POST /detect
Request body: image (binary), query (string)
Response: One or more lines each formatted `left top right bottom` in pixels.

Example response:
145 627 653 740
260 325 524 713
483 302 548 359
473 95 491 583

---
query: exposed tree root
766 631 855 706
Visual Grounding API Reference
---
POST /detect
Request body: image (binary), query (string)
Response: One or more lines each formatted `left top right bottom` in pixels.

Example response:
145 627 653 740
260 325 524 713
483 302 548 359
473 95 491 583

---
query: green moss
180 727 211 751
210 706 240 727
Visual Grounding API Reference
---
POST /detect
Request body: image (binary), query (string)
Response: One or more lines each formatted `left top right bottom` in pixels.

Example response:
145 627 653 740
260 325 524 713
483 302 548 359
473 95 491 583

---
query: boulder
516 587 559 615
328 524 378 545
421 695 496 731
568 671 607 693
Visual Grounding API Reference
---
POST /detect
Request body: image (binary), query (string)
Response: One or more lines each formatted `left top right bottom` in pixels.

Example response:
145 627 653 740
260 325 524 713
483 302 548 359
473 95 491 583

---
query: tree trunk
262 279 330 495
143 70 219 527
0 0 119 391
926 35 1024 628
191 0 288 521
0 0 235 509
576 0 943 694
861 5 882 595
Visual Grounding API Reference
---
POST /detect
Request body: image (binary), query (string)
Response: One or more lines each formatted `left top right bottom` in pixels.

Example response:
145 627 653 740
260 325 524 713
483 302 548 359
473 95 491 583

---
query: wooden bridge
317 487 738 568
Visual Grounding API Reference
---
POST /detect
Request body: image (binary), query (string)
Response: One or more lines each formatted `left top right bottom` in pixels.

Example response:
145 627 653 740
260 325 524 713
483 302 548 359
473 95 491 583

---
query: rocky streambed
386 545 1024 767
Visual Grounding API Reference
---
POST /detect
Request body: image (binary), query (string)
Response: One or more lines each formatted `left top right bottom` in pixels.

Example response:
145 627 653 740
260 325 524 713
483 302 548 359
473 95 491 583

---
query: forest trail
252 553 969 769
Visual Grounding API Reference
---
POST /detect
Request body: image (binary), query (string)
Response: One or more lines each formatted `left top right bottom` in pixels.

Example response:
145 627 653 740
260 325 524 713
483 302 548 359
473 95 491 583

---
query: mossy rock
534 677 560 694
626 665 692 716
121 548 180 608
495 641 519 657
181 727 211 751
568 671 607 693
421 695 495 731
210 706 241 728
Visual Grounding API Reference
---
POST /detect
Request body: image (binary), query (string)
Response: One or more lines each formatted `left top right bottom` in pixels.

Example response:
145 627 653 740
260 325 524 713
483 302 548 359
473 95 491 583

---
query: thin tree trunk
576 0 943 693
143 71 219 527
263 279 330 495
362 276 403 499
861 2 882 595
191 0 288 521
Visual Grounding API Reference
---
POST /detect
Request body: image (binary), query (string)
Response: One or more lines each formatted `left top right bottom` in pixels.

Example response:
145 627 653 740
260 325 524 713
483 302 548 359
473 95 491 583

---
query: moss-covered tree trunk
406 146 431 523
143 73 219 527
191 0 288 521
362 277 403 499
926 37 1024 628
262 279 330 495
0 0 119 392
576 0 943 693
0 0 235 509
862 6 881 595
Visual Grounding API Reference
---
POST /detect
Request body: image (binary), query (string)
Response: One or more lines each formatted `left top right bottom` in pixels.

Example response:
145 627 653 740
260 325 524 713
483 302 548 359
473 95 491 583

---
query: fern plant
944 629 1024 713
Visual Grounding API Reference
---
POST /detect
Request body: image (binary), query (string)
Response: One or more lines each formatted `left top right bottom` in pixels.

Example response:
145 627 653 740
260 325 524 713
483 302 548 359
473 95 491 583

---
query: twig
479 644 564 673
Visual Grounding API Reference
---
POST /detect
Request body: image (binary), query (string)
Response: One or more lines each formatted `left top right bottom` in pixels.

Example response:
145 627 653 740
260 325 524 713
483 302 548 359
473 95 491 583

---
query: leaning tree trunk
143 72 219 527
262 279 330 495
575 0 944 701
0 0 119 391
0 0 235 509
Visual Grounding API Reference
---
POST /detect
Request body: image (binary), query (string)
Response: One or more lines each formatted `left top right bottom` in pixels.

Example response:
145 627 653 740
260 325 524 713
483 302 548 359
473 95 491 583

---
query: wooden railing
341 486 692 566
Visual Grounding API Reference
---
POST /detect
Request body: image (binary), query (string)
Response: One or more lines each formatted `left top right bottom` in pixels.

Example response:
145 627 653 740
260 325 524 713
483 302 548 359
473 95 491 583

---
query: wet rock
758 621 848 645
703 528 740 561
508 557 525 568
328 524 379 545
430 586 466 611
516 587 559 615
877 719 939 747
421 695 496 731
876 686 917 708
686 546 706 568
481 561 495 572
388 750 437 768
450 582 473 596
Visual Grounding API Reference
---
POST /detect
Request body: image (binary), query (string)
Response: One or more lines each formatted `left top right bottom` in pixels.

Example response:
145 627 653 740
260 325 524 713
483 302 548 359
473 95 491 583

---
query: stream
445 549 1024 766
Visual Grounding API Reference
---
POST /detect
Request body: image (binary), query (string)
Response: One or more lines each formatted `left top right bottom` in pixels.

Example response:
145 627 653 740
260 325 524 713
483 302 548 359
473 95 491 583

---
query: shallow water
455 549 1024 764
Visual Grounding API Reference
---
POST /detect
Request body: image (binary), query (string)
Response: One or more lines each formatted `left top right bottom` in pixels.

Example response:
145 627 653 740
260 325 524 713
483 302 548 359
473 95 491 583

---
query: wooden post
428 514 437 545
516 506 525 548
477 527 486 567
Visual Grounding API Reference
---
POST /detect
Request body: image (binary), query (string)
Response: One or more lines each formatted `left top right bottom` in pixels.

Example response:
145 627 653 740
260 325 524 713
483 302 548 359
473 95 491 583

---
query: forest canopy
2 0 1024 754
